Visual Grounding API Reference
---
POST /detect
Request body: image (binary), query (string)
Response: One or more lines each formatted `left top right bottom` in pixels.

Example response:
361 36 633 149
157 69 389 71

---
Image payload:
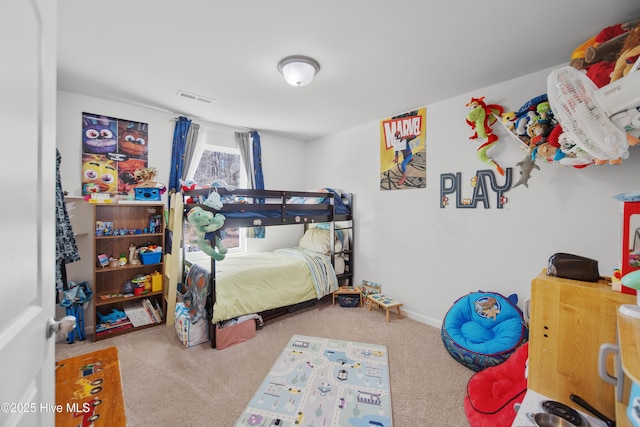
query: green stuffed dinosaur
186 206 228 261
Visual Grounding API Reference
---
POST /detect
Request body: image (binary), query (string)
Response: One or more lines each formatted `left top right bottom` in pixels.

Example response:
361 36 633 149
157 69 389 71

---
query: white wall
306 66 640 327
55 90 308 329
57 67 640 332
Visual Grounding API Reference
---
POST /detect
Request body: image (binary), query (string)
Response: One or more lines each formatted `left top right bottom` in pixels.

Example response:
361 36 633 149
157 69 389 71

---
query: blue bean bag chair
441 291 526 372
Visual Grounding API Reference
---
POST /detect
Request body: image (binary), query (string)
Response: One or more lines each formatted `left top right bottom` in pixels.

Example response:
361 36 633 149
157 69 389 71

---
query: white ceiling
57 0 640 141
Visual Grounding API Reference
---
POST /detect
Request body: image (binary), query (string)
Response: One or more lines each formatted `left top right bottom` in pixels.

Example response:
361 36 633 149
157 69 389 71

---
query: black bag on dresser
546 253 601 282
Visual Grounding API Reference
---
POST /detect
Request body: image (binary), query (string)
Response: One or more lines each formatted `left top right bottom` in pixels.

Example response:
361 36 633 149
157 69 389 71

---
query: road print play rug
55 346 126 427
235 334 392 427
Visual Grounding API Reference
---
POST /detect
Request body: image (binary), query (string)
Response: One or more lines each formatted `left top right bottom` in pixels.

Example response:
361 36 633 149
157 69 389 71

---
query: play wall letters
440 168 512 209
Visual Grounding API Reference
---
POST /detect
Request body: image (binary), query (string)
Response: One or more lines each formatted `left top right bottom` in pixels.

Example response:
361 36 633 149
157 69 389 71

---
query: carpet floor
55 297 473 426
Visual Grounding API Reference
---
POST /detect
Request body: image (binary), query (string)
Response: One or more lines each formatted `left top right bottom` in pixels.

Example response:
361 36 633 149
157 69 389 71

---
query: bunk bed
164 187 354 348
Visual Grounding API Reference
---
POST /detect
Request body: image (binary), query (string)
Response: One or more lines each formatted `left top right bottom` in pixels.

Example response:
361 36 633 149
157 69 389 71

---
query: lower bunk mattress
185 248 338 323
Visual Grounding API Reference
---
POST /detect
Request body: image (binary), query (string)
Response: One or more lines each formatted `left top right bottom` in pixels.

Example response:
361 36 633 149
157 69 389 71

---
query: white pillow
299 228 331 254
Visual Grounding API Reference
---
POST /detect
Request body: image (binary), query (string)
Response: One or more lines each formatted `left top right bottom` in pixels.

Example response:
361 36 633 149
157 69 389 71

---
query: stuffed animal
97 308 126 324
203 192 223 210
186 206 227 261
570 20 639 70
569 19 639 88
610 22 640 82
512 154 539 189
180 179 197 192
537 123 595 168
571 23 627 69
133 167 157 184
115 158 145 194
465 97 505 175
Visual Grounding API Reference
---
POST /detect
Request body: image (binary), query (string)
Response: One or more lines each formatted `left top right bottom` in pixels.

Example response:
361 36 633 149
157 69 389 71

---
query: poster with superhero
81 112 149 196
379 107 427 190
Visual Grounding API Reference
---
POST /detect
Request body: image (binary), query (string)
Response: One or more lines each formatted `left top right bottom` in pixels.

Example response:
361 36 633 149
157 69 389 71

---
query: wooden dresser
528 270 635 421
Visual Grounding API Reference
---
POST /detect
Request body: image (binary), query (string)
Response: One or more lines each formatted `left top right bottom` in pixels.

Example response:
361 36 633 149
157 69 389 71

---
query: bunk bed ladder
164 191 184 326
209 255 217 348
333 192 354 287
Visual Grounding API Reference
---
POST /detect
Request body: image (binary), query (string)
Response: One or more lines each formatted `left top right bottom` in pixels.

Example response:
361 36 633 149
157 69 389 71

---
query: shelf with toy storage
92 203 166 341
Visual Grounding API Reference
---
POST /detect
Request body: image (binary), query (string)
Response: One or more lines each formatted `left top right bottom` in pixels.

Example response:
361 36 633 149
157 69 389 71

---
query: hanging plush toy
466 97 505 175
186 206 227 261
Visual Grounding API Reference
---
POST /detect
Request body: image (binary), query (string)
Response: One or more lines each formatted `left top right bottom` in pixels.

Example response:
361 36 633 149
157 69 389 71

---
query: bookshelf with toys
93 203 165 340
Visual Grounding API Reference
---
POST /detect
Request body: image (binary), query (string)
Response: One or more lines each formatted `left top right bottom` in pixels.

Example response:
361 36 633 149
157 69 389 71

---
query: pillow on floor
464 342 529 427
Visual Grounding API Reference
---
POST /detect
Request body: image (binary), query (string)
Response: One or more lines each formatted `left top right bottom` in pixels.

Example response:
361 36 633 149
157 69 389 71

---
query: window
192 147 242 187
185 139 246 253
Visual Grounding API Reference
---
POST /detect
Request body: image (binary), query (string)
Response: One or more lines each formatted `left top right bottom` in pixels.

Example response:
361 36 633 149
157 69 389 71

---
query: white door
0 0 57 426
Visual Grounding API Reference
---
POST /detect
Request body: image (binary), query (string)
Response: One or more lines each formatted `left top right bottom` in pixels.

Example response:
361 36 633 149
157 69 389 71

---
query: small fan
547 66 640 161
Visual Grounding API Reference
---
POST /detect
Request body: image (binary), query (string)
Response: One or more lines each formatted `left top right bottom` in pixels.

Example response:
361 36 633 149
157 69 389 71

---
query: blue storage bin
135 187 161 201
338 294 360 307
140 251 162 265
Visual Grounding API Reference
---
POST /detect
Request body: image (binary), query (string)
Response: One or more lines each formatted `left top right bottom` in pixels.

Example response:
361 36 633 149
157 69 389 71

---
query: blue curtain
168 116 192 192
250 130 265 238
250 130 264 190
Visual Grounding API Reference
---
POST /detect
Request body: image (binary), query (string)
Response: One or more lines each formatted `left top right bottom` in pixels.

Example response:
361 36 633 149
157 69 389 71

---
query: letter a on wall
379 107 427 191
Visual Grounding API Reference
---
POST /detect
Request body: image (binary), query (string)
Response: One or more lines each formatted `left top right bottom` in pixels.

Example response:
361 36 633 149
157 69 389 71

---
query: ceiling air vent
176 90 215 104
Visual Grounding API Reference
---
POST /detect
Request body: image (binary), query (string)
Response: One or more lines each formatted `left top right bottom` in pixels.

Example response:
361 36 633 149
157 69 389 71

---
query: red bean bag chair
464 342 529 427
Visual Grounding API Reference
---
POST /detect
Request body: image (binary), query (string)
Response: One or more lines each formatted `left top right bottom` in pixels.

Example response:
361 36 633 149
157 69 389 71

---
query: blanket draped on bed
274 247 338 298
182 262 210 323
185 248 339 324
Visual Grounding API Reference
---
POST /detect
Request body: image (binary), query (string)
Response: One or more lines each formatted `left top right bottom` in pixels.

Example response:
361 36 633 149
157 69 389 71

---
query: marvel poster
379 107 426 190
81 112 149 196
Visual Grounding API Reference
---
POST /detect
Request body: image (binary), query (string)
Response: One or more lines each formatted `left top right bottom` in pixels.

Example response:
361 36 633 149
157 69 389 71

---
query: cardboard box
215 319 256 350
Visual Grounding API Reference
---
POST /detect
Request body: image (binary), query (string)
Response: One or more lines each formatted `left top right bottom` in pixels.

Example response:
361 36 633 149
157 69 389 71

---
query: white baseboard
402 308 442 329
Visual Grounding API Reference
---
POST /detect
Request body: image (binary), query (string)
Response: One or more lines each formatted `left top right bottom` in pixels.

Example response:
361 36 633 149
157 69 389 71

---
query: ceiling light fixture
277 55 320 87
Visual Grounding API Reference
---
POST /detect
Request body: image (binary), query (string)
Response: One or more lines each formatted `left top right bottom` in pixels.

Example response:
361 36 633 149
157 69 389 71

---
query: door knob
46 315 76 338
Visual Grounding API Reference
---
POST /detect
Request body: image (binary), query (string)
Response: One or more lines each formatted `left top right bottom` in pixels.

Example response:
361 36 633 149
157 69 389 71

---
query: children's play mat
235 334 393 427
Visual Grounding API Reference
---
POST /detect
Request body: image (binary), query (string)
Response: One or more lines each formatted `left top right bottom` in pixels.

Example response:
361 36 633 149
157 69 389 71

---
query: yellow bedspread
186 250 333 323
